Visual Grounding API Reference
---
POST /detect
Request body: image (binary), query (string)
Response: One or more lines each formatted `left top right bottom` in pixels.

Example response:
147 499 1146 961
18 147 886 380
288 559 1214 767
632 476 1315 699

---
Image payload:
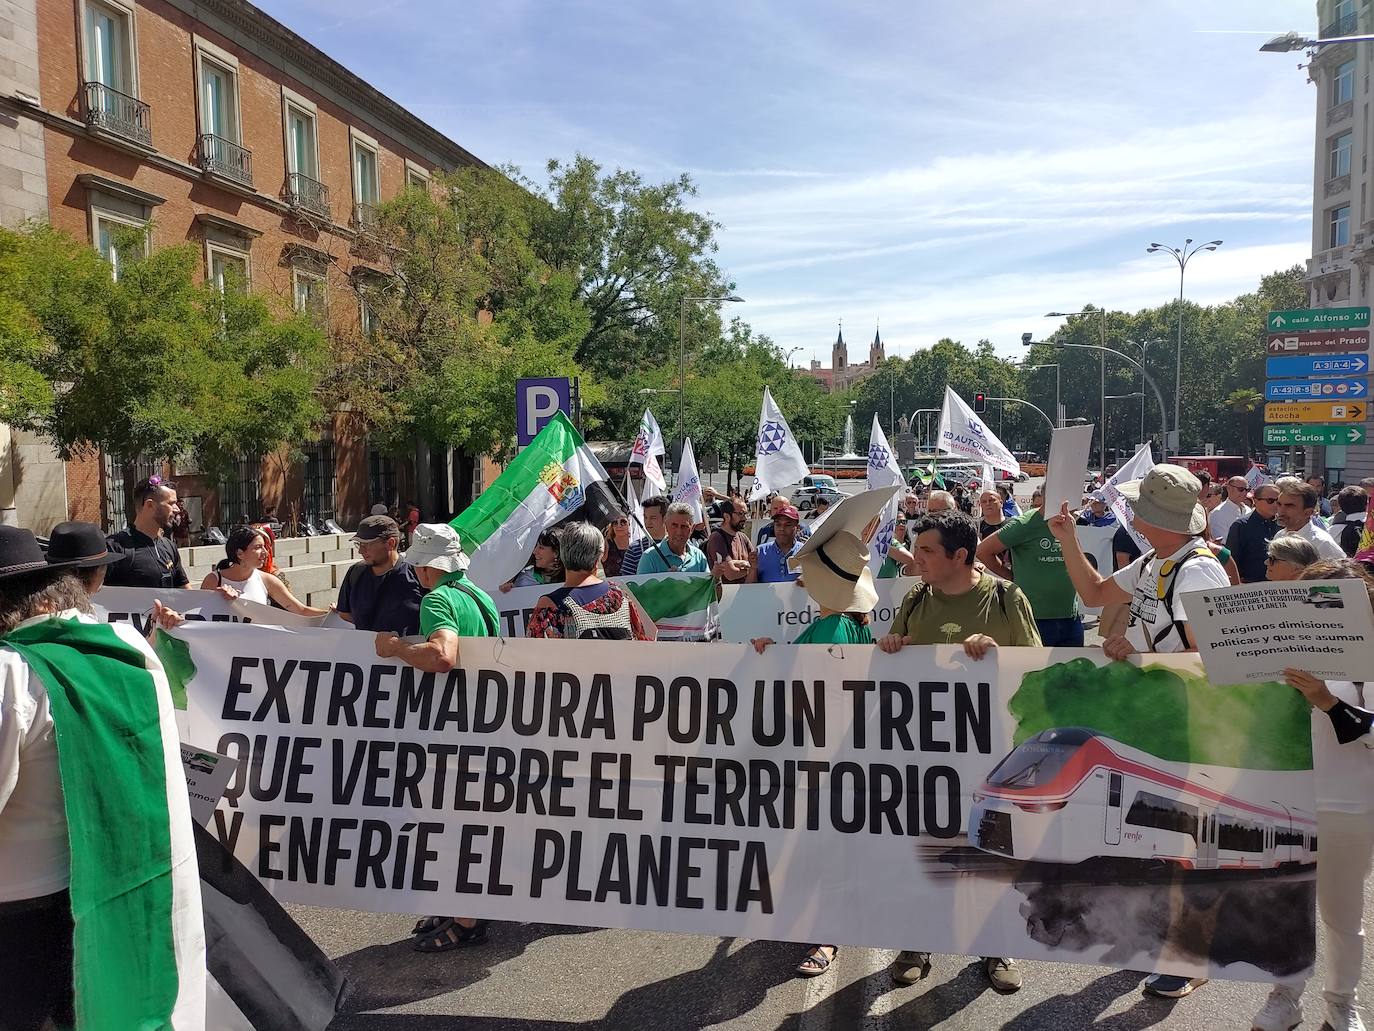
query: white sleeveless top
215 568 269 605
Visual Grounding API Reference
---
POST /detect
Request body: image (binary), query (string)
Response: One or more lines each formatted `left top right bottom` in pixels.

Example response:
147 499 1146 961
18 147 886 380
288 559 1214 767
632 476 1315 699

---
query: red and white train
968 727 1317 871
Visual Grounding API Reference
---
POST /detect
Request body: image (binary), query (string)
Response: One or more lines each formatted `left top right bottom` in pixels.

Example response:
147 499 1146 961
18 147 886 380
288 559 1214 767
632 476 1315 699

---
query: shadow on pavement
332 921 596 1013
1000 969 1177 1030
329 933 796 1030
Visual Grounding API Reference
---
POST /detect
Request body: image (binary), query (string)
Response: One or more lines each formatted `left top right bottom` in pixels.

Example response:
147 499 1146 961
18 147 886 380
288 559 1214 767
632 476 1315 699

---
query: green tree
0 223 329 476
1225 388 1264 462
530 155 730 375
351 168 591 461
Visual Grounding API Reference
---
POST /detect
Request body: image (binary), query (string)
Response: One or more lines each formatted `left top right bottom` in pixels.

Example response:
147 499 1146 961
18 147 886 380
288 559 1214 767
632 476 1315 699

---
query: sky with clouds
262 0 1316 366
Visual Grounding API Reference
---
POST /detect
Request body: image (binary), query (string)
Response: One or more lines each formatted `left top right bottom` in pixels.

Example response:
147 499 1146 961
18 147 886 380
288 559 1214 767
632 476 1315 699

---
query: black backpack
548 586 635 640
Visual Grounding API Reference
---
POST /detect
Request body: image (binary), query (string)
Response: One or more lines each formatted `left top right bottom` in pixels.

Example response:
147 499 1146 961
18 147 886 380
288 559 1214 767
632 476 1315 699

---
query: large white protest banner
716 578 918 643
1183 578 1374 685
94 586 327 630
491 575 713 640
174 623 1316 982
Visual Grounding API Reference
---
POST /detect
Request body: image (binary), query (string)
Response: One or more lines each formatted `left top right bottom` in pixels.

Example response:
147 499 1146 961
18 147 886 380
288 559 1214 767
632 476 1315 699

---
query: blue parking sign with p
516 377 572 445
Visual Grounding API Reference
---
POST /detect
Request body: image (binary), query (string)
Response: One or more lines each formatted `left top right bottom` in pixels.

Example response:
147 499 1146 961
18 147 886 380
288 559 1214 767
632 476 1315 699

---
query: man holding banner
374 523 498 953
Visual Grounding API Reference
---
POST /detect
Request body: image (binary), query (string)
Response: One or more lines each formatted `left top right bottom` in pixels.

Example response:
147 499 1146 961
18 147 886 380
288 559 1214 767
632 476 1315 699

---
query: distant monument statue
898 413 910 434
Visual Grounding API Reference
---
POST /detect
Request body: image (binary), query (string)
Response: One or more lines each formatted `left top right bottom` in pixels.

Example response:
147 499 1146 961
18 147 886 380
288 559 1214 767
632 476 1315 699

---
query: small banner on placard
175 623 1316 982
715 578 918 643
93 587 328 631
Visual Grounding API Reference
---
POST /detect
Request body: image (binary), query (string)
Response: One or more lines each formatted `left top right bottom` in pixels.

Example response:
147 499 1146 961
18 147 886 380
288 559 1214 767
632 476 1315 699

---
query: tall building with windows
0 0 487 532
1301 0 1374 482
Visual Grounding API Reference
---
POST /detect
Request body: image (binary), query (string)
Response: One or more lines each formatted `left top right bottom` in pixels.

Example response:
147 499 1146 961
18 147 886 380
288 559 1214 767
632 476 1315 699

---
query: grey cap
353 515 400 542
1119 464 1206 535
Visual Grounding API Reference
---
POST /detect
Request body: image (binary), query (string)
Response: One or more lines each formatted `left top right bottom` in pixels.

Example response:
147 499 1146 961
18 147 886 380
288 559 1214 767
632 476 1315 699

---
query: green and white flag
453 411 613 592
617 572 716 640
4 618 205 1031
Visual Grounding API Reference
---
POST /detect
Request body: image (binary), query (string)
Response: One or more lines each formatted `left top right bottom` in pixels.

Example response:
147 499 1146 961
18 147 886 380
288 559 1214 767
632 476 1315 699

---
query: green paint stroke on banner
1009 658 1312 771
622 575 715 620
152 631 196 711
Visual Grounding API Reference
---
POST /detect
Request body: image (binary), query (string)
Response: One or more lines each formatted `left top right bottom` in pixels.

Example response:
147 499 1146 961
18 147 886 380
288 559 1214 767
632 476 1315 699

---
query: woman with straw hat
750 488 897 976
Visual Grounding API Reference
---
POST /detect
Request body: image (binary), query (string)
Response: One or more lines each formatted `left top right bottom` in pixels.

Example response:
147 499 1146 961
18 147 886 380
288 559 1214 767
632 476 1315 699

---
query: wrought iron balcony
287 172 331 219
82 81 152 148
199 133 253 189
1322 11 1358 38
353 201 379 233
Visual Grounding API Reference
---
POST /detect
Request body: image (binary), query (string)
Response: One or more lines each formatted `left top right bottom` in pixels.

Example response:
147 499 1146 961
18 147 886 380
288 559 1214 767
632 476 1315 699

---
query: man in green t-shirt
374 522 497 954
975 503 1083 647
877 509 1039 994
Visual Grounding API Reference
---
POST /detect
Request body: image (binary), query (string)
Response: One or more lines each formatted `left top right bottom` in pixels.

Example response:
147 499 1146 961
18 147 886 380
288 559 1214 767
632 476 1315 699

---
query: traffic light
974 392 986 413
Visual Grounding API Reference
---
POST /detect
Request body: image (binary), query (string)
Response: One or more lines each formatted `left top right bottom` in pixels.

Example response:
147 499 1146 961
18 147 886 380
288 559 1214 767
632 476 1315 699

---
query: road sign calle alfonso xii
1267 307 1370 332
1264 425 1367 446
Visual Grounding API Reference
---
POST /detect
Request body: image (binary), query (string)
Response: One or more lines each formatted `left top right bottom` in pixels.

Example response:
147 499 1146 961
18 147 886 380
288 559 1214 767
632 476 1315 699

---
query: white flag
866 415 904 570
673 437 705 524
1102 442 1154 551
936 387 1019 475
748 387 810 501
1245 463 1272 490
631 409 667 493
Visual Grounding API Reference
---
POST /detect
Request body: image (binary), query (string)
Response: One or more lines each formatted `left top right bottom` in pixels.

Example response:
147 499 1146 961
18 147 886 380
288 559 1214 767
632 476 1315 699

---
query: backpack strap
446 580 499 637
1148 546 1216 651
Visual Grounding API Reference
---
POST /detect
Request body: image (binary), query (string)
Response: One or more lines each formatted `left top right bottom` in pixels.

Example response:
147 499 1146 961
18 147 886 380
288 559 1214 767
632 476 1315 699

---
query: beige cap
1118 464 1206 535
401 523 470 572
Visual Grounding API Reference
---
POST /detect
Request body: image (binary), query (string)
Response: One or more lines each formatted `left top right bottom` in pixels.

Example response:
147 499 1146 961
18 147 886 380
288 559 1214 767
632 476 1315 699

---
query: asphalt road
290 888 1368 1030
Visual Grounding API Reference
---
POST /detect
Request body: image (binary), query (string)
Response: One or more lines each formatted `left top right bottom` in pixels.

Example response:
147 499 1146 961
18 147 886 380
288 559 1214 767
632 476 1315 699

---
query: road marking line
797 947 897 1031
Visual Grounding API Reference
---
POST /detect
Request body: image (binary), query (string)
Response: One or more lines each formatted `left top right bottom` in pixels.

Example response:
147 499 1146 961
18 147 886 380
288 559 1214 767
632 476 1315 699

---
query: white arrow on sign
1272 314 1287 328
1356 356 1369 372
1355 381 1368 396
1353 428 1364 442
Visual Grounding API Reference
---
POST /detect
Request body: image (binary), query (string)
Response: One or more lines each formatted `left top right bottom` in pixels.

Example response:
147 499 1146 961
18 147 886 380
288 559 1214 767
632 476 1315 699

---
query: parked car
790 474 842 510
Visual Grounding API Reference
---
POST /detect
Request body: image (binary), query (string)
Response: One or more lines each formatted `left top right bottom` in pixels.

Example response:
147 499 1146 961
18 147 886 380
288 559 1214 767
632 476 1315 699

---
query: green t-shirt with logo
988 509 1079 620
419 570 500 638
888 574 1041 647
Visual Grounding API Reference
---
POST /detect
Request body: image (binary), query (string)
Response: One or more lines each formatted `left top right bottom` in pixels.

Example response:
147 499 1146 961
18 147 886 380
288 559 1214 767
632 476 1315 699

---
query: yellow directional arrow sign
1265 401 1366 423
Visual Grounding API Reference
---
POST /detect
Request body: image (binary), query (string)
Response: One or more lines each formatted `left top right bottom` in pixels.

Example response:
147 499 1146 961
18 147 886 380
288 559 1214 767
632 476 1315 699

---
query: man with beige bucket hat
1047 463 1230 1000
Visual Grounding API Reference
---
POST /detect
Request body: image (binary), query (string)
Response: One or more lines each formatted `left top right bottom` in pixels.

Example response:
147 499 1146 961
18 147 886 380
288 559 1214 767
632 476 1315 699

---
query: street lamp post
1146 240 1221 456
1025 335 1171 461
1046 309 1108 470
676 293 745 450
1025 363 1061 427
1261 30 1374 52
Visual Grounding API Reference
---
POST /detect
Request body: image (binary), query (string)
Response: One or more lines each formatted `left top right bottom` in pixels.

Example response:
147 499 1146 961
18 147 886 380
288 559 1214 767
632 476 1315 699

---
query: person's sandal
412 918 489 953
796 944 838 978
411 915 446 936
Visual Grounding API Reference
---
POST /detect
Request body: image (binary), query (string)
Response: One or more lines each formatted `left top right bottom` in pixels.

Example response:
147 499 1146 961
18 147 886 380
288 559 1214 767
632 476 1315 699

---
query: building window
1331 204 1351 248
351 132 380 227
1331 131 1353 179
1335 0 1356 28
368 447 397 510
1336 60 1356 105
360 295 379 338
405 162 430 192
208 244 249 294
82 0 136 94
218 457 261 526
93 209 147 280
285 102 318 180
292 268 326 316
198 56 239 143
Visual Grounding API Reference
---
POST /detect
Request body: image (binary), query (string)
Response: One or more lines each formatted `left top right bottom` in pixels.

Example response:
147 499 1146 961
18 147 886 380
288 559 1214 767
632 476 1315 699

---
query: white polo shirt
1282 519 1345 562
1110 539 1230 653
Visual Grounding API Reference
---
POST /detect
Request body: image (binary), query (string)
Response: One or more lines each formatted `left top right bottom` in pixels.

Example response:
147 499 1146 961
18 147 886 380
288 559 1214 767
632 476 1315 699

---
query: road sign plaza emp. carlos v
1264 424 1367 446
1267 307 1370 332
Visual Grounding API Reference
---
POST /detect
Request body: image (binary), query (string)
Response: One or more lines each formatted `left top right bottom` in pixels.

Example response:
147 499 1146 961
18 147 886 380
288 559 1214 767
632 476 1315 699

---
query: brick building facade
0 0 489 533
802 325 886 393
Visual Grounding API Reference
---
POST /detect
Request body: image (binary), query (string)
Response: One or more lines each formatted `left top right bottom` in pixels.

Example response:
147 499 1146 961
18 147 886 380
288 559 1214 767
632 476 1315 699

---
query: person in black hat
104 477 191 590
335 515 426 635
47 521 183 633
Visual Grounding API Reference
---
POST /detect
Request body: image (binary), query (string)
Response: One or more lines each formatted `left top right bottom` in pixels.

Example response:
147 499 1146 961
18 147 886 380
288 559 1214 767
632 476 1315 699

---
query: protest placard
179 744 240 825
1183 578 1374 685
1042 424 1096 515
171 623 1316 982
94 586 326 630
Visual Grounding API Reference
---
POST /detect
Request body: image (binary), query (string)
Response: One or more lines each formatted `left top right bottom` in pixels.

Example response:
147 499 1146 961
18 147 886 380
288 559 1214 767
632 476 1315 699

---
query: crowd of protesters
7 462 1374 1030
